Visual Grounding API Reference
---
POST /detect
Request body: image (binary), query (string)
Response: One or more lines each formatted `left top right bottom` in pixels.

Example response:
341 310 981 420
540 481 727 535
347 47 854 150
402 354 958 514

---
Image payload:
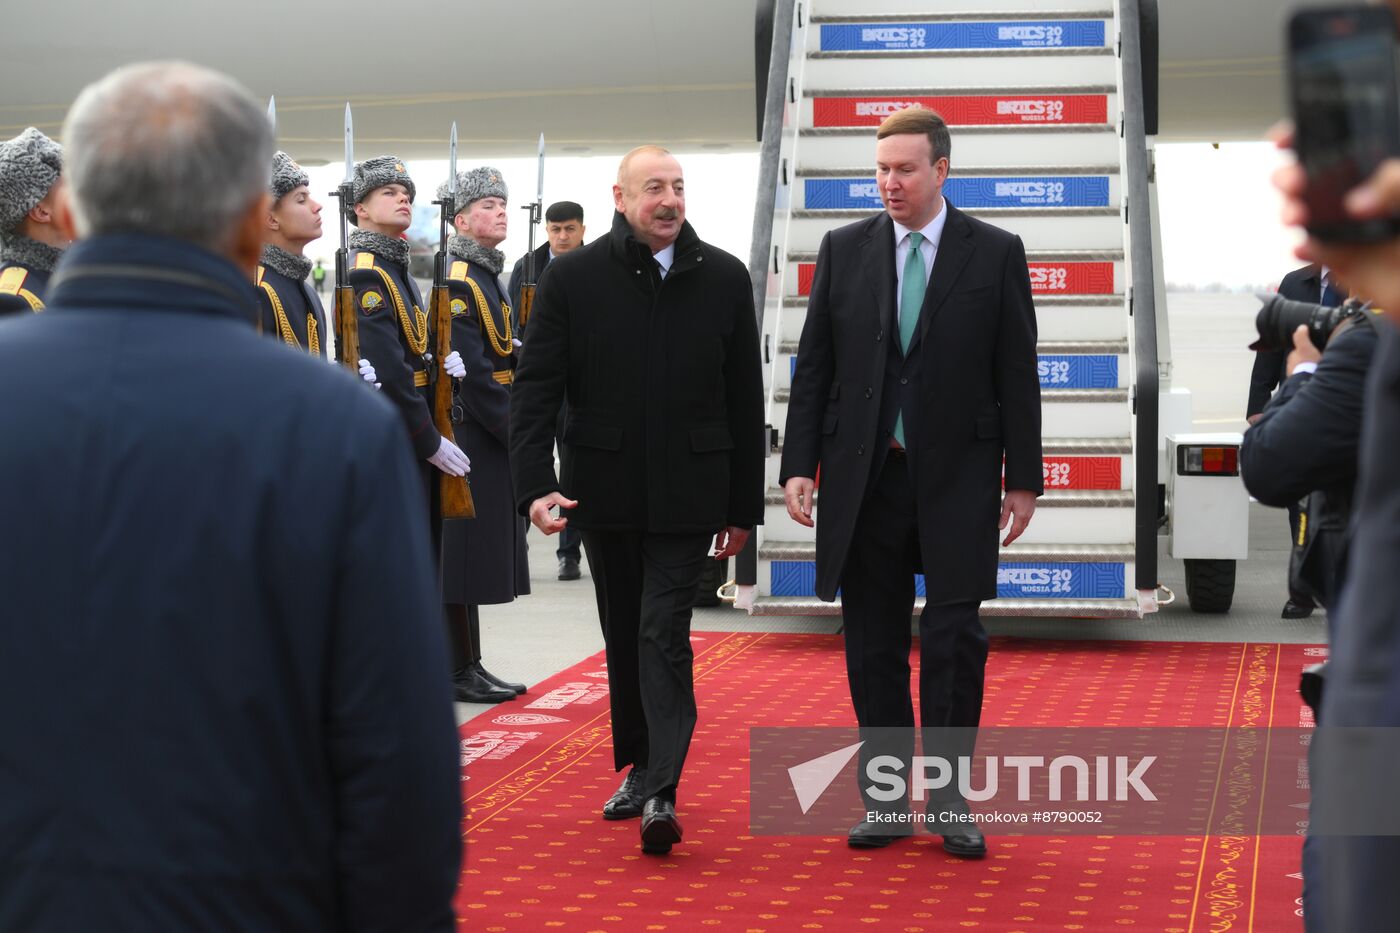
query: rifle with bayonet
330 103 361 372
430 123 476 520
516 133 545 333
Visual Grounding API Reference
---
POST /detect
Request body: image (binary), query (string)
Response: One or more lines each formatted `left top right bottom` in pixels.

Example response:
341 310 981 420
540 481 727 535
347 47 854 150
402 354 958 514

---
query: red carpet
457 634 1322 931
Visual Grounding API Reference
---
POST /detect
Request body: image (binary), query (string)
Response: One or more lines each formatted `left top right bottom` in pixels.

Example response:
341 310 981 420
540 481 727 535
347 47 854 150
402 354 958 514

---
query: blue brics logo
1037 354 1119 389
805 177 1109 211
821 20 1106 52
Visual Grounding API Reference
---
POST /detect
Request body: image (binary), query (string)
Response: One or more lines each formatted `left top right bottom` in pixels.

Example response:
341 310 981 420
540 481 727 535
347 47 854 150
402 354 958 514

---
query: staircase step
760 541 1133 561
784 210 1122 252
796 125 1121 169
775 338 1127 355
802 54 1116 90
747 595 1144 619
776 294 1122 309
764 487 1133 507
794 173 1120 212
809 10 1115 25
769 386 1127 404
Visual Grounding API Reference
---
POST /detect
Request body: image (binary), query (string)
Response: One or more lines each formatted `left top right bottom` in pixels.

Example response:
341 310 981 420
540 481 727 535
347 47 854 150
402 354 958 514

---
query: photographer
1272 3 1400 922
1240 297 1378 616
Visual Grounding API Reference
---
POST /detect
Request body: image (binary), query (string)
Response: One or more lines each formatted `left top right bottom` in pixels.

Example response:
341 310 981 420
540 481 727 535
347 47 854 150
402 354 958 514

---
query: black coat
1242 313 1377 606
256 261 328 357
440 256 529 605
510 212 764 534
1248 264 1321 417
0 259 51 314
780 204 1043 603
1311 321 1400 931
507 241 552 312
350 249 441 460
0 235 461 932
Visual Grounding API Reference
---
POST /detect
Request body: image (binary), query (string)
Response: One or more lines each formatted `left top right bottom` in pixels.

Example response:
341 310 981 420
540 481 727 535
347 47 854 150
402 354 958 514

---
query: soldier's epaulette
448 260 469 282
254 265 267 287
0 267 44 312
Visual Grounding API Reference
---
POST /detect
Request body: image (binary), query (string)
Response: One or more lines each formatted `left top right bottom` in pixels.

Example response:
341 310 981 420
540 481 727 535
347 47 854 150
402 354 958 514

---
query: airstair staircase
738 0 1161 619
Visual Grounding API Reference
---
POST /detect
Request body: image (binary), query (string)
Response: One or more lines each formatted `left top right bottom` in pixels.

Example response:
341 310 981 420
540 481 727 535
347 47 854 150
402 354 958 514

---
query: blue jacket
0 234 461 932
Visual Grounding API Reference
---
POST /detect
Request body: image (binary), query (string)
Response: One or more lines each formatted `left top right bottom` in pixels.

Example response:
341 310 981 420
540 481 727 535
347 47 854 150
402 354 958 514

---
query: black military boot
475 661 526 695
453 666 515 704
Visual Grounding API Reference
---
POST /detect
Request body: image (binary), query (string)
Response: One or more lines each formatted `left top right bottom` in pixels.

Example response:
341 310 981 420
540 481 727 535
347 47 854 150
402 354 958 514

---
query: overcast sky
299 141 1299 289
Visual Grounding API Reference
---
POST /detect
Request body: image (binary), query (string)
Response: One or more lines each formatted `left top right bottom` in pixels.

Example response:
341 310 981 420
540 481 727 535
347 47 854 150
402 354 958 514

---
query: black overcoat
440 256 530 604
510 212 764 534
780 205 1043 604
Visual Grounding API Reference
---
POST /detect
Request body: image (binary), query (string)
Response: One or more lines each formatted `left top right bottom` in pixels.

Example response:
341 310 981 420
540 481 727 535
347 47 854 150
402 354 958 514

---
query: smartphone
1289 5 1400 242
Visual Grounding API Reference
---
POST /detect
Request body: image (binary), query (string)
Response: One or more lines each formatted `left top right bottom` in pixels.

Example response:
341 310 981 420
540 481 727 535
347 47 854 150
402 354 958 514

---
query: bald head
613 145 685 252
62 61 272 258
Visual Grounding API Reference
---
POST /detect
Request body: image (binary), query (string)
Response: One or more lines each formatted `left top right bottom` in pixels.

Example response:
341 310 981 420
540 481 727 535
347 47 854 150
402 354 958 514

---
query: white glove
357 358 378 386
429 437 471 476
512 338 522 348
444 350 466 379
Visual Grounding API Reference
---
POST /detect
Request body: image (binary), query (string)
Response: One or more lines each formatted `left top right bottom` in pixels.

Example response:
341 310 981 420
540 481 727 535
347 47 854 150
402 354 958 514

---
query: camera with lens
1250 294 1367 352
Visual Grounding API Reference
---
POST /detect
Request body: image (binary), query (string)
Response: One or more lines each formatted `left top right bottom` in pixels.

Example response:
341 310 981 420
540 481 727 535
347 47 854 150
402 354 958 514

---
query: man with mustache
511 146 764 856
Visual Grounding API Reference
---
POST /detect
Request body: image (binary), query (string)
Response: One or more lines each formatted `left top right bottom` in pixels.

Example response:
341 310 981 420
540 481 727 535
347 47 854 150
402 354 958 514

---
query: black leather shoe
602 768 647 820
558 556 581 581
847 816 913 848
640 797 683 854
452 667 515 704
1282 598 1315 619
928 799 987 858
475 662 526 695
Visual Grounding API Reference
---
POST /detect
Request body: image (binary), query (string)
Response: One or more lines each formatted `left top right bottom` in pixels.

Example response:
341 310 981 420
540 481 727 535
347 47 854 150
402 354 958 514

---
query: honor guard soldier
347 156 469 482
436 166 530 704
0 128 67 314
257 152 377 383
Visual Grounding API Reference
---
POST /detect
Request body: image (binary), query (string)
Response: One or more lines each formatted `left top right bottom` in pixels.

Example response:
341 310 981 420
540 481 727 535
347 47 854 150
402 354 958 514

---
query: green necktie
893 231 926 447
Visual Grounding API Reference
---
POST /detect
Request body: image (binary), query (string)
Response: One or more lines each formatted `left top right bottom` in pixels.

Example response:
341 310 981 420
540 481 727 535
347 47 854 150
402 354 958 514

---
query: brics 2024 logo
998 566 1076 594
998 25 1065 45
859 27 928 47
1028 266 1070 290
1043 460 1074 487
1038 359 1073 385
854 100 922 118
996 99 1066 121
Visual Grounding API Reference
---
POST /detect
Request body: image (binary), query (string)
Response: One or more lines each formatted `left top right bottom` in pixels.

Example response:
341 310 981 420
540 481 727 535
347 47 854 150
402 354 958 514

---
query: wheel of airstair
750 0 1148 619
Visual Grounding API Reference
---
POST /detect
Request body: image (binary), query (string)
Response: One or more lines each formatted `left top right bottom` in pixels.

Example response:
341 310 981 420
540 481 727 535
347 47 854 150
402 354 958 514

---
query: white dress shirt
653 243 676 279
892 200 948 328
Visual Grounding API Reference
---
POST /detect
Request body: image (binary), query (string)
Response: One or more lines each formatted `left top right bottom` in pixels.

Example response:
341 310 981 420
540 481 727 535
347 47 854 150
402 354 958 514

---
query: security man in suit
781 106 1042 857
1247 263 1342 619
508 200 588 581
347 156 470 481
435 166 530 705
0 128 67 314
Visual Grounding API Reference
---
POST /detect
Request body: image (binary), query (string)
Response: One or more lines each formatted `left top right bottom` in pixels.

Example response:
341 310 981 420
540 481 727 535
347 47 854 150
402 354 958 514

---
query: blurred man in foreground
0 61 461 931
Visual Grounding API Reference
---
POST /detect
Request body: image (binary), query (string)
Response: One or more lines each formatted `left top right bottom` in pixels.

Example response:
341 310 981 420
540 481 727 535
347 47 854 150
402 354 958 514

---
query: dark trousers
839 451 988 806
557 524 582 562
582 529 711 801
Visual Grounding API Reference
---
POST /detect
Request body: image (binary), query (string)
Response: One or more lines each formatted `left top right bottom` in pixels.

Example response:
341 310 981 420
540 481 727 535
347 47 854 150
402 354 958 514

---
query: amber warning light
1176 445 1239 477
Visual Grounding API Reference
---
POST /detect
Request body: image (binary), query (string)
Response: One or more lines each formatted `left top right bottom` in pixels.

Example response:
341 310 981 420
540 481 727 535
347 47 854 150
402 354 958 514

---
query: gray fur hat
349 156 415 223
437 165 508 216
0 127 63 234
270 151 309 202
